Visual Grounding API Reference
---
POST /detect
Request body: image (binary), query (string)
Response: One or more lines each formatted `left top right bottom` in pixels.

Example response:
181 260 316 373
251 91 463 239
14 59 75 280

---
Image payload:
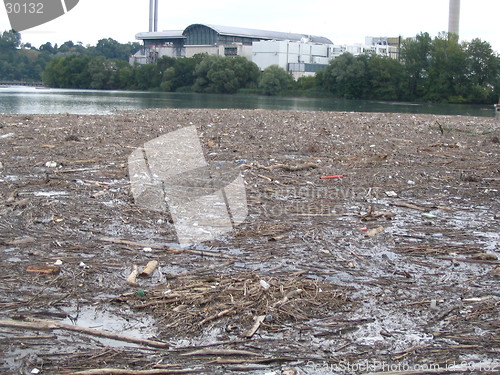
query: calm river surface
0 86 497 117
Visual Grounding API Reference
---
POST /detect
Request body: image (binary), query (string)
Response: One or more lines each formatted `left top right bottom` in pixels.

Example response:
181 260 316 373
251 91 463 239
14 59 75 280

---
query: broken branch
0 318 169 349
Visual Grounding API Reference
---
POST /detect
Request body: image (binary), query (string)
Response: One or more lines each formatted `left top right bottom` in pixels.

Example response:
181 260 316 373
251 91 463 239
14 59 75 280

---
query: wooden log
139 261 159 277
126 265 139 286
0 318 169 349
71 369 196 375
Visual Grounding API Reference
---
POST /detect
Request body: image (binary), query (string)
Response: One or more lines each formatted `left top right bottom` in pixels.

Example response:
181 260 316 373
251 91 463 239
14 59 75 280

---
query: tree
193 55 260 94
258 65 293 95
0 30 21 51
165 54 204 91
425 33 467 102
463 38 500 103
400 32 432 99
295 76 317 91
93 38 141 61
87 56 122 89
133 63 161 90
42 55 92 88
367 55 404 100
39 42 55 54
319 53 370 99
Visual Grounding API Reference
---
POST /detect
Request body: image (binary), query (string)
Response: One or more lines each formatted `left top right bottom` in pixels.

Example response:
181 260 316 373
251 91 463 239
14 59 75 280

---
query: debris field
0 109 499 374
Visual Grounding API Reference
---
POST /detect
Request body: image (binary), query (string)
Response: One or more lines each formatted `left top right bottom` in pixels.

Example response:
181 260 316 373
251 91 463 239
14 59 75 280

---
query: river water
0 86 498 117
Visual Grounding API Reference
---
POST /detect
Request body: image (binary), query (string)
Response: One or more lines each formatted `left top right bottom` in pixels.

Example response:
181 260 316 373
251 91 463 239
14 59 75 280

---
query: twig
437 256 500 265
71 369 197 375
436 120 444 135
391 201 430 212
197 307 237 326
173 338 276 351
242 315 266 338
99 237 232 259
272 289 303 308
183 249 233 259
98 236 165 249
181 348 260 357
209 357 296 364
243 162 317 171
0 334 56 341
0 318 169 349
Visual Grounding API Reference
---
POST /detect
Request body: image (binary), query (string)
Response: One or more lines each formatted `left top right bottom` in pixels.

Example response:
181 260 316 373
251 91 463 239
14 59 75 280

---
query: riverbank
1 109 499 374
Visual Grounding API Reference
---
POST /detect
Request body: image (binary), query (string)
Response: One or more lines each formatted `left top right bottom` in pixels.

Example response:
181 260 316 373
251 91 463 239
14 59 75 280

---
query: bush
258 65 294 95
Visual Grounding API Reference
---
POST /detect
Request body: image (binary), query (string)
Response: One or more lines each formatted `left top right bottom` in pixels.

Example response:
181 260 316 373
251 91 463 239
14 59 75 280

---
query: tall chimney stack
154 0 158 32
149 0 154 32
448 0 460 37
149 0 158 32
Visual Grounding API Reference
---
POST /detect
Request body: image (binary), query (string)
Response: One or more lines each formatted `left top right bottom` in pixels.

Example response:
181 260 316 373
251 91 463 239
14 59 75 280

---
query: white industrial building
252 38 399 79
132 1 399 78
252 40 332 79
130 23 333 66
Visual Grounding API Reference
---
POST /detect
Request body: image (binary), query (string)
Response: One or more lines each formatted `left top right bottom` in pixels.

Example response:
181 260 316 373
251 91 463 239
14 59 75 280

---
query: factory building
130 24 333 65
130 23 399 78
252 40 332 79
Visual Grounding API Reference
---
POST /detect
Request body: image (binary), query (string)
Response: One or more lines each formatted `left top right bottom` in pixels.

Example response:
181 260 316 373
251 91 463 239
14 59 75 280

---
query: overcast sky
1 0 499 52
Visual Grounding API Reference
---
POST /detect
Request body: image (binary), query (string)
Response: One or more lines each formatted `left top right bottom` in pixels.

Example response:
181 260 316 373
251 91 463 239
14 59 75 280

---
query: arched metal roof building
182 24 333 45
132 23 333 67
136 23 333 46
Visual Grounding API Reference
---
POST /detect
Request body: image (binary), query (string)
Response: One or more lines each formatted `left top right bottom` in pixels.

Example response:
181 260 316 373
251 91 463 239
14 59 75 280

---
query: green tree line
317 33 500 103
2 29 499 103
0 30 140 82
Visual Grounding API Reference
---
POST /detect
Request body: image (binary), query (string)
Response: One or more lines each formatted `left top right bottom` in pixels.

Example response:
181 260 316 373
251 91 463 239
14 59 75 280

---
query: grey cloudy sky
1 0 499 52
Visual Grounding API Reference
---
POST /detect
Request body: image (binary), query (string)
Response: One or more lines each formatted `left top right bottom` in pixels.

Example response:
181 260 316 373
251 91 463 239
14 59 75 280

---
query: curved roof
184 24 333 44
136 30 185 40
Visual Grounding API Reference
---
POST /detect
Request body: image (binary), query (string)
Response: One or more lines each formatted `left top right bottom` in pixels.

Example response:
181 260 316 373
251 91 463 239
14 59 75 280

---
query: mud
0 109 499 374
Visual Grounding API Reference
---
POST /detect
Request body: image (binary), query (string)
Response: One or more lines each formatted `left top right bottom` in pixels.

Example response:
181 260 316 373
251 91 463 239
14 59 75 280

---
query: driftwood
26 265 61 275
360 206 395 221
243 162 317 172
99 236 165 249
99 236 232 259
0 318 169 349
197 307 238 326
71 369 197 375
181 348 260 357
126 265 139 286
139 260 159 277
392 201 430 212
242 315 266 338
365 226 385 238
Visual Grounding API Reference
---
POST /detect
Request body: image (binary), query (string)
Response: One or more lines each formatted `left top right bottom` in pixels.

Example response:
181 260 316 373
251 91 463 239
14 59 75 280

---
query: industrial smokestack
149 0 154 32
448 0 460 37
154 0 158 32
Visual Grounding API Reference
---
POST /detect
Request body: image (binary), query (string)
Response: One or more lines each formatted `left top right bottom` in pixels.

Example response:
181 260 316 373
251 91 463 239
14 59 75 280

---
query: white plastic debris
45 161 57 168
143 247 153 252
0 133 15 139
430 299 438 310
385 190 398 197
54 259 63 266
407 180 416 185
259 280 270 290
31 368 40 374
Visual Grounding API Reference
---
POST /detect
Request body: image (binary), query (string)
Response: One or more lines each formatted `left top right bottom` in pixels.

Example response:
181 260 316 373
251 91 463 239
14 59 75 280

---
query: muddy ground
0 109 499 375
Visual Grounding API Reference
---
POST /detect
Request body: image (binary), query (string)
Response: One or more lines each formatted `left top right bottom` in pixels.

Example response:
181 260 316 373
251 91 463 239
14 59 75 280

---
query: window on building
224 47 238 56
